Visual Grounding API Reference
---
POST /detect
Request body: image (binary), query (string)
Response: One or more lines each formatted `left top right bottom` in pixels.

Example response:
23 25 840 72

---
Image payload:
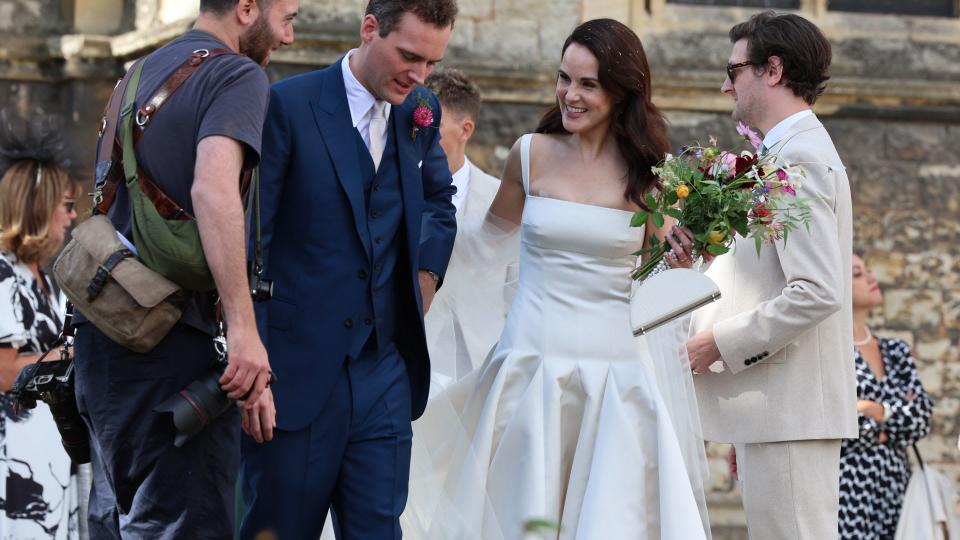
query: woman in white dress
404 19 711 540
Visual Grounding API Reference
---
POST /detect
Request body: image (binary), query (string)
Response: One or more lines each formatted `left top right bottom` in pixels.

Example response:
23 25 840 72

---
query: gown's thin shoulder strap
520 133 532 195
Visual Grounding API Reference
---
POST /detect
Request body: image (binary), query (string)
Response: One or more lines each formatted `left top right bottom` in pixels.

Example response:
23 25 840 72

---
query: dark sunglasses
726 61 757 82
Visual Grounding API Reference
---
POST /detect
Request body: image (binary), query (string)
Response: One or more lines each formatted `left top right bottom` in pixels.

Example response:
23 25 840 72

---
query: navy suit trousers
239 339 413 540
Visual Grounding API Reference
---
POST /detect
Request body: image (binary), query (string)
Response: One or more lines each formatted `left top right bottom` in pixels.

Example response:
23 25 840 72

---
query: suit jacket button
364 317 373 325
358 269 368 279
371 210 381 219
343 318 354 328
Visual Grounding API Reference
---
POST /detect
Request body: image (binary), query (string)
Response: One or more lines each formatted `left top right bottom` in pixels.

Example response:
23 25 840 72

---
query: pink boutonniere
411 94 434 140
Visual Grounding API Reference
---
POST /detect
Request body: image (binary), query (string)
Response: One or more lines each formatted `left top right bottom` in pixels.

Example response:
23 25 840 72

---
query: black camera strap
251 167 264 278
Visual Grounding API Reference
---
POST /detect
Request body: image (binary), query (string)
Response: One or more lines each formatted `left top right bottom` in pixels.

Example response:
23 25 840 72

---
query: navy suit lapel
392 103 423 255
309 60 372 261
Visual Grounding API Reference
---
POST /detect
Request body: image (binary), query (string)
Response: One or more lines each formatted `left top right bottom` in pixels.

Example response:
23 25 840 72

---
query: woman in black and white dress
0 112 80 539
838 254 934 540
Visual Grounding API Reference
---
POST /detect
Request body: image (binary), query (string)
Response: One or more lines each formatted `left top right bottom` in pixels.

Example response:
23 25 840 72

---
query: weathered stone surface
0 0 67 33
883 289 944 330
944 290 960 331
847 161 923 209
862 248 906 286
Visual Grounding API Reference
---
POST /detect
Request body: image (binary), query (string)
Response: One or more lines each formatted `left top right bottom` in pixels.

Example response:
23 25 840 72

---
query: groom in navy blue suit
237 0 459 537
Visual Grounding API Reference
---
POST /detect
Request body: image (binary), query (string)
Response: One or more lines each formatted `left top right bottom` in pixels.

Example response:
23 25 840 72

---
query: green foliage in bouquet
631 123 813 280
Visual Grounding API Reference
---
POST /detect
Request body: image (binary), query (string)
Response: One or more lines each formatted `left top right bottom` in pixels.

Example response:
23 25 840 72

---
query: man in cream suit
423 68 515 386
687 11 857 539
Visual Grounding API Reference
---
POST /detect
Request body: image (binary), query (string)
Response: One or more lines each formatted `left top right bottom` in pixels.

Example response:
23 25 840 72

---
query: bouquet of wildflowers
631 122 812 280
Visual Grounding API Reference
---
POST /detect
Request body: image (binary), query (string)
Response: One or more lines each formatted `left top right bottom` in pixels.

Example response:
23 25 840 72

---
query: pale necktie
368 100 387 171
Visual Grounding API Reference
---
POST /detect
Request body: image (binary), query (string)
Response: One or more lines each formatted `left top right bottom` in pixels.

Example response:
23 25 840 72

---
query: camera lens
154 370 232 447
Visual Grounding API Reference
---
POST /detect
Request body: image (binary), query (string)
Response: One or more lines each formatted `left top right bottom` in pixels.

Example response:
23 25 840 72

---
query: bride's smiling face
556 43 615 134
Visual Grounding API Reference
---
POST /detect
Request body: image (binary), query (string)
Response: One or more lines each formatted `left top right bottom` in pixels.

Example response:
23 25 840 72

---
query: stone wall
1 0 958 535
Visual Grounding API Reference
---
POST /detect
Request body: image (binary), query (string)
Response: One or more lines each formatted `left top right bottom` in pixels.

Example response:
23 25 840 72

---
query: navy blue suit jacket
255 60 456 430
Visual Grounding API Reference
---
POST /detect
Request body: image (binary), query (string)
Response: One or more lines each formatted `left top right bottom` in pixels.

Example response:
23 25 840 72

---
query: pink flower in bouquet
721 151 739 168
736 121 764 150
783 185 797 196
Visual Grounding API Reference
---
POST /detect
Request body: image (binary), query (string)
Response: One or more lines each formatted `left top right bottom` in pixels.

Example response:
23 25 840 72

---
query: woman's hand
664 225 696 269
857 399 885 423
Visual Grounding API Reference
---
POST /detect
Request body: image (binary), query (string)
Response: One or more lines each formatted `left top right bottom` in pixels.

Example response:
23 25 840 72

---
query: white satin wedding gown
403 134 710 540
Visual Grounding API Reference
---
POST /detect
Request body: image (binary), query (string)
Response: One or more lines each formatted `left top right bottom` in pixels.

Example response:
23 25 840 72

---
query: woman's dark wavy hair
535 18 670 207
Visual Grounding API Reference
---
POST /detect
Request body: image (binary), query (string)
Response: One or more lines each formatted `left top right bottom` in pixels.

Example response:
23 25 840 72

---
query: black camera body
248 260 273 303
11 358 91 464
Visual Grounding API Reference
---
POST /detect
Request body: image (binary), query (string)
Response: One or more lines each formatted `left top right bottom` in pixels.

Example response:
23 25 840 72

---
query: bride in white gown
403 19 711 540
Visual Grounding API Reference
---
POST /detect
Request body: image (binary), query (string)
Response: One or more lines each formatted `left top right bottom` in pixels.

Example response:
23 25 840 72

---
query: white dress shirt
762 109 814 150
341 49 391 150
451 158 472 213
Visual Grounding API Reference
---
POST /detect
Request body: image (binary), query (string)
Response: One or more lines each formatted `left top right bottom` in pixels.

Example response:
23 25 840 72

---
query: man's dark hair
200 0 272 15
730 11 831 105
425 69 480 121
365 0 458 37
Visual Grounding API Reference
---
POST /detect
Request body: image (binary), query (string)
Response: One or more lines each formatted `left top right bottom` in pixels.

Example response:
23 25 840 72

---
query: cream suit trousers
734 439 842 540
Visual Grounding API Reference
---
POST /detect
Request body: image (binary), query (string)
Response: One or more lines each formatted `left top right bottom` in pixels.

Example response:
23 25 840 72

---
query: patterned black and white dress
0 249 79 539
838 337 933 540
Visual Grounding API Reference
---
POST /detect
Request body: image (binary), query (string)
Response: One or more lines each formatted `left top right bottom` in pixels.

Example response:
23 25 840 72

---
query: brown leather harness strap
95 47 241 220
132 48 234 146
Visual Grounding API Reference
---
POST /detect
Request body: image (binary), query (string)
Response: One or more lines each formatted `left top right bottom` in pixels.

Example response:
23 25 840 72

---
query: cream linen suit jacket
691 113 858 444
425 161 512 385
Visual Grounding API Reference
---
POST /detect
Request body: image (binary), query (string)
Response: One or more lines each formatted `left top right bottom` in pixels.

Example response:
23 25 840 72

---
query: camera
248 260 273 303
11 358 91 464
154 358 232 448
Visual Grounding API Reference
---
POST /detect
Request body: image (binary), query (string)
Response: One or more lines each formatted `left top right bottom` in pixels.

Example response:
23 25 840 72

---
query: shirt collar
341 49 391 127
451 158 471 212
762 109 814 150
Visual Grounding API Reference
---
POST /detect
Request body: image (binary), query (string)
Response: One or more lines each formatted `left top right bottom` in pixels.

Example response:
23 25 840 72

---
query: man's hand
240 386 276 443
686 329 722 374
728 445 738 481
419 270 438 314
219 326 271 404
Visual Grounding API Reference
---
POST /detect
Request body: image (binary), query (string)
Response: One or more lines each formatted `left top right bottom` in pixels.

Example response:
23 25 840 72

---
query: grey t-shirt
105 30 269 335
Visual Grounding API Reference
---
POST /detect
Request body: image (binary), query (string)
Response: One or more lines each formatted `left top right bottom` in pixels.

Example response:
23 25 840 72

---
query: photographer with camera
67 0 298 537
0 109 82 538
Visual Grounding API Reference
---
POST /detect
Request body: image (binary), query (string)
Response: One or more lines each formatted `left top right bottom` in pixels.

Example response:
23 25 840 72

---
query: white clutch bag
631 268 721 336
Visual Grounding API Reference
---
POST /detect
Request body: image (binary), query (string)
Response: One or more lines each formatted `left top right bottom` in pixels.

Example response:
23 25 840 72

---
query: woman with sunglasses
0 111 80 538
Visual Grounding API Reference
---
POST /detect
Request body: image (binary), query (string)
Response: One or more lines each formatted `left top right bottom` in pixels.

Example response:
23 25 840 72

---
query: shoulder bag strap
94 58 145 215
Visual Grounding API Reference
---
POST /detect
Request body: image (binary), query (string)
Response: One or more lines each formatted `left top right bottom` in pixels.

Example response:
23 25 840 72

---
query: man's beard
239 14 275 66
